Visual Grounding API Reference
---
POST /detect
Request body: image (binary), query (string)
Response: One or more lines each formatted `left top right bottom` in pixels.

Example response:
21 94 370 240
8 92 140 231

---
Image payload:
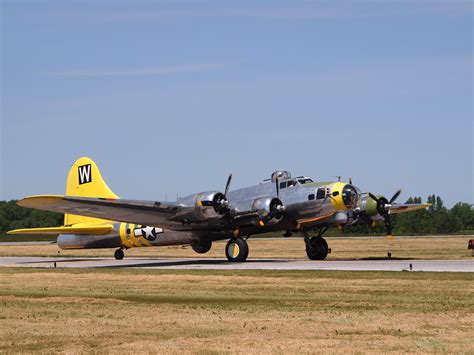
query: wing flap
7 224 113 235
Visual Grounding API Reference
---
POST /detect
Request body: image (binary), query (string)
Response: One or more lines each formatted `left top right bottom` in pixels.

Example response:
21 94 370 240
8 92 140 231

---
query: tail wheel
305 236 328 260
114 248 124 260
225 237 249 262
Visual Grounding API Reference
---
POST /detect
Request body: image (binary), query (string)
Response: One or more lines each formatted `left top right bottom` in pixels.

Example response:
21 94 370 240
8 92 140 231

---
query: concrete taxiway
0 256 473 272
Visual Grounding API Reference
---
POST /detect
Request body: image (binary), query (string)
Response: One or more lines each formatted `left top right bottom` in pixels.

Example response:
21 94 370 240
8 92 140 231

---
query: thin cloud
48 63 223 77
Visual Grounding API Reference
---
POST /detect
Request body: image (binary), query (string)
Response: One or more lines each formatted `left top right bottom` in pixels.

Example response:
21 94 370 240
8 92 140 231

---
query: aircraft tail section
64 157 119 225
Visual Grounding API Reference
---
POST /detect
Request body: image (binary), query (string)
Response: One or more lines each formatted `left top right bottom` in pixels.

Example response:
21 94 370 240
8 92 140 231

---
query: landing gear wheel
191 239 212 254
225 237 249 262
114 248 124 260
305 236 328 260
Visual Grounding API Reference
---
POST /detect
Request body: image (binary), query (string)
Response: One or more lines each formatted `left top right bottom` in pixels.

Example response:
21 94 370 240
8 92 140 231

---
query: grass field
1 235 472 260
0 268 473 353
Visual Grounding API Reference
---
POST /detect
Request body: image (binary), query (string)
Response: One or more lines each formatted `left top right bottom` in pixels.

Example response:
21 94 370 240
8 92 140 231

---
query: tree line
0 196 473 236
0 200 63 234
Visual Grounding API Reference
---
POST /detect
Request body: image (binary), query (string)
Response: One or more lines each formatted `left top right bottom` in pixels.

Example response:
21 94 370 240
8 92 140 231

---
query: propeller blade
389 189 402 204
276 177 280 199
224 173 233 197
383 213 393 240
368 192 379 202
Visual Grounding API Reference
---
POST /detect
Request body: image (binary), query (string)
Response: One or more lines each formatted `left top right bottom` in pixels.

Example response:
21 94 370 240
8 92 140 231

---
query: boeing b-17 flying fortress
2 1 472 352
8 157 430 262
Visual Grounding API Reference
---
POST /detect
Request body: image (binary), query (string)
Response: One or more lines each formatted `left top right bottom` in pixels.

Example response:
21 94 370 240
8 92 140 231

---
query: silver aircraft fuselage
59 174 363 249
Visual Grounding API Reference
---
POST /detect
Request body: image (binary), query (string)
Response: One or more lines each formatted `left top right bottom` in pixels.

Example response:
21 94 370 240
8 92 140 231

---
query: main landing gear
304 227 329 261
114 248 124 260
225 237 249 262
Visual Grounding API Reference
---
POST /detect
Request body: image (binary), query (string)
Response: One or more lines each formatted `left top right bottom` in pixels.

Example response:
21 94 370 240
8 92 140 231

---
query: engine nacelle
358 194 385 217
252 197 284 225
194 191 227 221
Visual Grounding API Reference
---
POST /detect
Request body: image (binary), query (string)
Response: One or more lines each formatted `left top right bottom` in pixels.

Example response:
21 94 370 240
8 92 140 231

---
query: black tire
305 236 328 260
191 239 212 254
114 248 124 260
225 237 249 262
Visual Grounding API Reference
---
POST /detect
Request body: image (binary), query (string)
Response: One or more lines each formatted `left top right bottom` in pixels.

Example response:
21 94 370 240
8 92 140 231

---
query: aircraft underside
56 221 331 262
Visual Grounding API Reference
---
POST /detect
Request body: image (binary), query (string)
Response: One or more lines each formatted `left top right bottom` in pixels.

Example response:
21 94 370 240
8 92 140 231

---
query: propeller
217 172 233 213
259 176 285 226
260 198 285 225
368 189 402 239
201 173 233 214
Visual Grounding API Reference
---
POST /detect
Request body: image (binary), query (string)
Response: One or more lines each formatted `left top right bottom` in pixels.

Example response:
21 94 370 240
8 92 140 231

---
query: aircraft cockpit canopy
296 177 314 185
269 172 314 189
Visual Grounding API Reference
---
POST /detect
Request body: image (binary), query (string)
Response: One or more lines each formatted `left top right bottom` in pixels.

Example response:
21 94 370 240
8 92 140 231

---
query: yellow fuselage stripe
119 223 132 248
128 223 143 247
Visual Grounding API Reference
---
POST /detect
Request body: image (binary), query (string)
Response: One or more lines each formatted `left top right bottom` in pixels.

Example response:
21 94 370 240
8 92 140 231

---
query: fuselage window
316 188 326 199
298 178 313 184
280 182 287 189
308 194 315 201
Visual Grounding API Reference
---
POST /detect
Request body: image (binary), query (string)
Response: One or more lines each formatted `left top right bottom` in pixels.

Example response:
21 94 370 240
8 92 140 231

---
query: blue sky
1 1 472 206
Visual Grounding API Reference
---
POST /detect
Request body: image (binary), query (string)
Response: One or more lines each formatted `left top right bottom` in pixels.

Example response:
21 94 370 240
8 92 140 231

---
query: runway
0 256 473 272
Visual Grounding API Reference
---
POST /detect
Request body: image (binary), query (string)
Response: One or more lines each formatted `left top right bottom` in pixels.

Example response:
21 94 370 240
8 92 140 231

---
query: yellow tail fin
64 157 119 225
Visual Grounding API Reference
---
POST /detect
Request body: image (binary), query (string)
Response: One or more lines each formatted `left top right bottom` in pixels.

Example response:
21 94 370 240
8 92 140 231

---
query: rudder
64 157 119 225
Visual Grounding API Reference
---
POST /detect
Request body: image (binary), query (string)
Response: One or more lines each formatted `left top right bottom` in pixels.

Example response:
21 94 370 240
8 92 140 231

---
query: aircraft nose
342 184 358 208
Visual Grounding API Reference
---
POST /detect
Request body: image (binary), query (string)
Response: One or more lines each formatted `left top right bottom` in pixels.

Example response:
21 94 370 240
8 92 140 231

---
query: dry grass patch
0 268 472 353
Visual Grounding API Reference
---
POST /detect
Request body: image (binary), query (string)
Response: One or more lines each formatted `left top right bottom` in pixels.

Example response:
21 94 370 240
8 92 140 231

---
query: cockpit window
280 180 297 189
316 188 325 199
298 178 313 184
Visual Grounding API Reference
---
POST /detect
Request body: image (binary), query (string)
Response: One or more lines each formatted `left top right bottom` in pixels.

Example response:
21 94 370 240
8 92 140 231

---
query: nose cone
342 184 358 208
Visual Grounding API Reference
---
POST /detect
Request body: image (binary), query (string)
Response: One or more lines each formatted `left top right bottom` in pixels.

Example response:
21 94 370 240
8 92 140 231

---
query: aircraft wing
16 195 193 229
389 203 431 214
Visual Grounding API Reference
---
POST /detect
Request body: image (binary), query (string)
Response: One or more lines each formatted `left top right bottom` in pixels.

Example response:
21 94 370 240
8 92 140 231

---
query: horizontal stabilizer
7 224 113 236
